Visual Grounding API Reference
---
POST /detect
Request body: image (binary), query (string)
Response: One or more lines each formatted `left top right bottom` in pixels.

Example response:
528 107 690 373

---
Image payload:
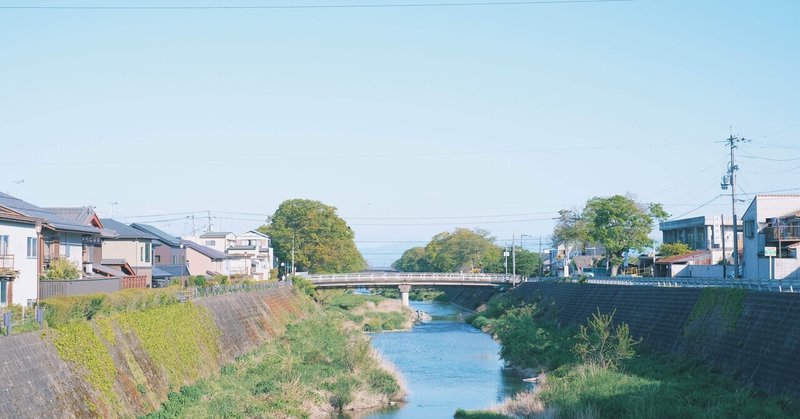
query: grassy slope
458 295 800 419
143 292 408 418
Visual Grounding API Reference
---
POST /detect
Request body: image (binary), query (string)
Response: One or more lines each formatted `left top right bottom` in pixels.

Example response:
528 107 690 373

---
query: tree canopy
259 199 365 274
658 242 692 257
392 228 542 276
552 194 668 273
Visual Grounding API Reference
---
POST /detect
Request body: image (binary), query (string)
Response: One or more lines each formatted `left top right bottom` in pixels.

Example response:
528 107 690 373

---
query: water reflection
367 301 530 419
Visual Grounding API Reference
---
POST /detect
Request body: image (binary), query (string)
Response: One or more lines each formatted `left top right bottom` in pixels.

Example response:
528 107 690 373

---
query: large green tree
392 228 541 276
553 195 668 275
259 199 365 274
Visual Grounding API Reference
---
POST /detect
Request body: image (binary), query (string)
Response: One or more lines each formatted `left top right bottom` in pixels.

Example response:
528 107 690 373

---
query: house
184 230 274 280
654 250 716 278
184 232 235 254
44 206 107 269
101 218 157 286
659 215 741 264
0 209 40 307
742 195 800 280
232 230 274 279
130 223 189 287
181 239 231 277
0 193 104 304
130 223 187 266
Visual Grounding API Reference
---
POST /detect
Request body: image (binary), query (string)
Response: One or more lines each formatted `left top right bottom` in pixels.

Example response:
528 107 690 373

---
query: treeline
392 228 542 276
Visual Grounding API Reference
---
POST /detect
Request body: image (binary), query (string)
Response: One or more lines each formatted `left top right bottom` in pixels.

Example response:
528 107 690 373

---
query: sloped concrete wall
0 286 304 418
514 282 800 398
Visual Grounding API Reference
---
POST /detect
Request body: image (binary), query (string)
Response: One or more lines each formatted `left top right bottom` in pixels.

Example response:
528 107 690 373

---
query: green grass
465 296 800 419
322 292 412 332
142 308 403 418
453 408 511 419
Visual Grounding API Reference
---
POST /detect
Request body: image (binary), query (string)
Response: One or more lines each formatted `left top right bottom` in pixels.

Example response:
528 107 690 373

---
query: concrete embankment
0 285 305 418
442 286 499 310
512 282 800 398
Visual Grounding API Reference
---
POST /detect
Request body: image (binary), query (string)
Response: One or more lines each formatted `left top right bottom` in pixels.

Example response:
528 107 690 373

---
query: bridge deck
304 272 523 288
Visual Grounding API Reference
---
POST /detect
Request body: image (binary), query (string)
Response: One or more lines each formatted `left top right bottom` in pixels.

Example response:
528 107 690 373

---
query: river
367 301 531 418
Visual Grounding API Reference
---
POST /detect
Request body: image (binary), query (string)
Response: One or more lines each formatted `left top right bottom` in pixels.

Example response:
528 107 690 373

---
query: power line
0 0 635 11
4 143 684 168
668 195 724 221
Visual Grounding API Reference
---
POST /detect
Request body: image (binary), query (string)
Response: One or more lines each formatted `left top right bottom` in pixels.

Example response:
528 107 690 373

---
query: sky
1 0 799 267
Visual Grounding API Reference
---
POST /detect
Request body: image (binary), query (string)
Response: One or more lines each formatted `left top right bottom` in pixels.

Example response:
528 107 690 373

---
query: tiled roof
131 223 181 247
655 250 712 264
0 192 100 234
101 219 158 240
155 264 190 277
151 266 174 278
181 239 230 260
44 207 98 227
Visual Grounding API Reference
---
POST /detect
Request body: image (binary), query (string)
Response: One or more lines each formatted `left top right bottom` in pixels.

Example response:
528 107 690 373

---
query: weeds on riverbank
456 295 799 419
142 291 408 418
324 292 413 331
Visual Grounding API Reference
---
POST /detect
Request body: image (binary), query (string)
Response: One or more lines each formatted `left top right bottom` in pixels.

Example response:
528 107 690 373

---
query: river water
367 301 530 418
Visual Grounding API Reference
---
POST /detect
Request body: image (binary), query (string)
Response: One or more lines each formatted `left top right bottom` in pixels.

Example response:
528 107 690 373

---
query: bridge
304 272 523 306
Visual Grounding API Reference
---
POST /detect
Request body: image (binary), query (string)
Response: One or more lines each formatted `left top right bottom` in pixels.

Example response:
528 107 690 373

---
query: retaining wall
0 285 305 418
513 282 800 398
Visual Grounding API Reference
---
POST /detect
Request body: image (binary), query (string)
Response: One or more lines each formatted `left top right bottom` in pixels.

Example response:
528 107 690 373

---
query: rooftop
0 192 100 234
181 239 230 260
131 223 181 247
101 219 159 240
199 231 233 239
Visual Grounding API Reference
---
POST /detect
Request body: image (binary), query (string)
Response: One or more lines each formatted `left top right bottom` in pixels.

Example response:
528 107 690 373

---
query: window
145 243 151 263
205 240 216 247
27 237 37 258
0 236 8 255
154 254 161 264
172 255 178 265
745 220 755 239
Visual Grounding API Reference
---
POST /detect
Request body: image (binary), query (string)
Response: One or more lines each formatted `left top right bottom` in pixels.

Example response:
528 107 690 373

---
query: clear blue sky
2 0 798 267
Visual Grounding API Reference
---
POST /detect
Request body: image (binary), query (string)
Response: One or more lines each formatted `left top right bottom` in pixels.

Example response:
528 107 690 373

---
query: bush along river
367 301 531 418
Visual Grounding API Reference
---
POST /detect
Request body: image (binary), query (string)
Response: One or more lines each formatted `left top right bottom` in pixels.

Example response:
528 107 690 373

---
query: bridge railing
305 272 523 284
525 276 800 293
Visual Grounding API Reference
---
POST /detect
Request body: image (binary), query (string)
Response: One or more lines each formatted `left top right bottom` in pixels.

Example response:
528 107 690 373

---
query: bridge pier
398 284 411 307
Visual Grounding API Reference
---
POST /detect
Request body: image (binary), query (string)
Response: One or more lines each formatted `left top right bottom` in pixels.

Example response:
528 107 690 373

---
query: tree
392 247 430 272
508 248 543 277
555 194 668 275
259 199 365 274
392 228 504 273
658 242 691 257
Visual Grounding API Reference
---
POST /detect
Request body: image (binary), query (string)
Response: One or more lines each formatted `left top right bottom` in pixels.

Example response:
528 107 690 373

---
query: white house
0 210 40 307
742 195 800 280
183 232 235 254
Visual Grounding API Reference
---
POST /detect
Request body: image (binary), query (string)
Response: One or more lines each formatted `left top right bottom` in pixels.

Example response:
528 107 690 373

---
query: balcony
0 254 17 279
765 221 800 243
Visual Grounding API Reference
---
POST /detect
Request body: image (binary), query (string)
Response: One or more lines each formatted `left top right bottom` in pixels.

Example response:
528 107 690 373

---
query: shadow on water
359 301 531 419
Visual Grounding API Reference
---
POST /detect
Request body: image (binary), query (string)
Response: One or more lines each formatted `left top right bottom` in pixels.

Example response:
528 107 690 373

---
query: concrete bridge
304 272 523 306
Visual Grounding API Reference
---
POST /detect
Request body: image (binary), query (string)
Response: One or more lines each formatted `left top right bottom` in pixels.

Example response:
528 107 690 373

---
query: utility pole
721 214 727 279
291 234 295 275
512 234 516 277
538 236 543 278
720 133 748 278
207 210 213 233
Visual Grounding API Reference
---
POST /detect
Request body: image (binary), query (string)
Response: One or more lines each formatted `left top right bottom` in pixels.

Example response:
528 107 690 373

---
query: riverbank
456 293 800 419
142 290 412 418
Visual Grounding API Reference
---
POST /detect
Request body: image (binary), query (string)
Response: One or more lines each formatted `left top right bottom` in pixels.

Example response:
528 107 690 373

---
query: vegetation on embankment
458 294 800 419
140 282 408 418
144 310 405 418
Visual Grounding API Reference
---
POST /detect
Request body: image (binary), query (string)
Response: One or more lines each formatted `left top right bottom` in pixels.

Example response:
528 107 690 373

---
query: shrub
41 258 81 280
573 308 639 370
192 275 207 287
291 276 316 299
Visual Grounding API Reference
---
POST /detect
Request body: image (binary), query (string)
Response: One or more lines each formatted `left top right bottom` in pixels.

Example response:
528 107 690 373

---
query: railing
0 254 14 270
765 222 800 242
526 276 800 293
122 275 148 290
305 272 522 285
